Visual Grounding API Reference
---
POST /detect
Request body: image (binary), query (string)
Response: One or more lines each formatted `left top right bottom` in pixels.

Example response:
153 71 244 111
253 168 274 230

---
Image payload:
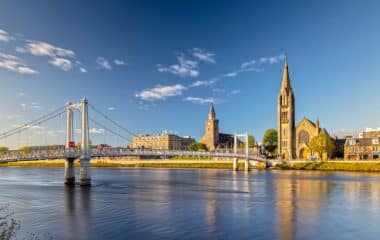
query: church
200 103 235 151
277 59 332 160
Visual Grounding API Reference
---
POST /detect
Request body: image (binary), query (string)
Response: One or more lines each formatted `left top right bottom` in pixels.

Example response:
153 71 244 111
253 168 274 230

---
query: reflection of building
200 103 235 151
277 59 343 159
128 134 195 150
344 135 380 160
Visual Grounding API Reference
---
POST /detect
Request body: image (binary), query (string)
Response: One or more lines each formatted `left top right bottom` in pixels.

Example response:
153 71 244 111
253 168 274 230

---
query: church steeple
281 57 292 90
208 103 216 120
277 57 295 160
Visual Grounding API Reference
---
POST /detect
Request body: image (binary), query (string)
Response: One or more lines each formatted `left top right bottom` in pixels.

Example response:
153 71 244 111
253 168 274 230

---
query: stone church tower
201 103 219 151
277 58 296 159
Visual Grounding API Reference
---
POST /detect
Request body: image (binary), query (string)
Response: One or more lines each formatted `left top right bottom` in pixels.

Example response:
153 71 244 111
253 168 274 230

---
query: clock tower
201 103 219 151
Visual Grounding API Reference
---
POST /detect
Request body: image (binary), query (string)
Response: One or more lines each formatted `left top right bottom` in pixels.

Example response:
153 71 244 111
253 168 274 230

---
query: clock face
208 122 210 126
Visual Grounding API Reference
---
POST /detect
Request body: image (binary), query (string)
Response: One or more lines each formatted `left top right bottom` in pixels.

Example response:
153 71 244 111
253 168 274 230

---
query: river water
0 167 380 240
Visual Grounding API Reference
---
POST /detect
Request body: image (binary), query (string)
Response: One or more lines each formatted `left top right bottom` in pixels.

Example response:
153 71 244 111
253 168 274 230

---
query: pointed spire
281 57 292 90
208 103 216 120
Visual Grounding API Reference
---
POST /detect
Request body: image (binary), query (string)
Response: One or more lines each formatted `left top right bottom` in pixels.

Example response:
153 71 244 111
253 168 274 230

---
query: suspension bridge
0 98 266 186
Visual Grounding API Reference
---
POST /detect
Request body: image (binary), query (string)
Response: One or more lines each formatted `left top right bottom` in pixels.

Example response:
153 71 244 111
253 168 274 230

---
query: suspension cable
0 106 65 138
89 117 131 143
0 109 66 140
88 104 137 137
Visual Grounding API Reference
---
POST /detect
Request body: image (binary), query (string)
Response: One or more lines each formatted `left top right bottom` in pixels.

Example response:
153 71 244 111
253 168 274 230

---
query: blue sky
0 0 380 148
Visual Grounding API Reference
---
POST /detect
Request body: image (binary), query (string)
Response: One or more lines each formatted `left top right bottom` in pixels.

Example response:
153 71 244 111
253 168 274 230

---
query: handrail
0 147 267 163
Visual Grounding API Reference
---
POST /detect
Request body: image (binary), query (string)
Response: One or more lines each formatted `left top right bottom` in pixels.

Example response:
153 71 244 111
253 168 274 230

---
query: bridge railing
0 147 267 162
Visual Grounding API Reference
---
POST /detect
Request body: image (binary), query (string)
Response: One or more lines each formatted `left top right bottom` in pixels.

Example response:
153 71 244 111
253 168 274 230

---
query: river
0 167 380 239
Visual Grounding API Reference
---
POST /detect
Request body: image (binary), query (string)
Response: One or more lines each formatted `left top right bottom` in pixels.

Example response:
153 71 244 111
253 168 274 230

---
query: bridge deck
0 148 267 163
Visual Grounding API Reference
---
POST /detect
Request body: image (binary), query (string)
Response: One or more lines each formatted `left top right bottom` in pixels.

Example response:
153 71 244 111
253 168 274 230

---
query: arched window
299 130 309 144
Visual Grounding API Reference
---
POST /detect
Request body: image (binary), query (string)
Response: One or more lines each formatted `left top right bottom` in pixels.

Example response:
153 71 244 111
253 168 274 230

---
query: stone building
128 134 195 150
344 132 380 160
277 59 343 160
201 103 235 151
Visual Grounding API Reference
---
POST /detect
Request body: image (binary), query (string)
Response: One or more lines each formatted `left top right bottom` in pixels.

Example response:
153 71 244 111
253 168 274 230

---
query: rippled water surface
1 167 380 239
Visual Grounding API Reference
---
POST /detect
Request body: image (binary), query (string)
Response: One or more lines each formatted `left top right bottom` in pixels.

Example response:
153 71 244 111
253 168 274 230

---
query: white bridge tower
64 98 91 186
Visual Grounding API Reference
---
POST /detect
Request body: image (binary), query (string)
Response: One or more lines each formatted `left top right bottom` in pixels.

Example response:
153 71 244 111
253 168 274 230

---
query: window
281 111 288 122
299 130 309 144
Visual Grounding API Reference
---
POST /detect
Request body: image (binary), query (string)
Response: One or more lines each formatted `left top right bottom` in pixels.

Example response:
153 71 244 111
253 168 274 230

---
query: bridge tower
64 102 75 185
64 98 91 186
79 98 91 186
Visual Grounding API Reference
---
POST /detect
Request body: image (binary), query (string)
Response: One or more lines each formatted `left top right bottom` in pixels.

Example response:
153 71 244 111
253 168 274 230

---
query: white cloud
259 54 285 64
107 107 116 111
90 128 105 134
16 40 78 72
79 67 87 73
0 28 13 42
241 59 256 69
189 79 216 87
212 88 225 93
184 97 216 105
17 40 75 58
114 59 126 65
190 48 215 64
229 89 241 95
0 53 38 75
136 84 186 101
75 128 105 134
157 55 199 77
96 57 112 70
49 57 72 71
223 72 238 77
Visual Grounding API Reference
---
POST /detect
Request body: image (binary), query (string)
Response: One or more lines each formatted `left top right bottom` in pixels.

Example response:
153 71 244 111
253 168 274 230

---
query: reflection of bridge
0 98 266 186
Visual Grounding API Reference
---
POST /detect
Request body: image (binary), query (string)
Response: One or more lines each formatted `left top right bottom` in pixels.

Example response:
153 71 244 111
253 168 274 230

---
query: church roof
297 116 316 128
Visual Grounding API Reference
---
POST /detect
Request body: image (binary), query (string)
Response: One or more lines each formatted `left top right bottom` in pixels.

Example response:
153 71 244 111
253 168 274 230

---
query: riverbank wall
281 161 380 172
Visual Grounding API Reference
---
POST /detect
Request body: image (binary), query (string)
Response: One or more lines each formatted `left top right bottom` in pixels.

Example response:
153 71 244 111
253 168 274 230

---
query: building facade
201 103 235 151
344 130 380 160
128 134 195 150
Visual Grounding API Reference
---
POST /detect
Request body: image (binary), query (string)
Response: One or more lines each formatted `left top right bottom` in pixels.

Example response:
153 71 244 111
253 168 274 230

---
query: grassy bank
281 161 380 172
0 159 266 170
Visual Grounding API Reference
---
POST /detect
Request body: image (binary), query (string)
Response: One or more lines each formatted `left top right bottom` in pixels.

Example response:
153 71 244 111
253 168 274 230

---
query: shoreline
2 158 380 172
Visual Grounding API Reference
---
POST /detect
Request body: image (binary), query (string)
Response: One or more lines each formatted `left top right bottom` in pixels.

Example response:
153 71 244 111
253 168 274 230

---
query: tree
19 146 32 155
262 129 278 154
239 135 256 148
0 146 9 154
309 133 336 160
188 142 207 151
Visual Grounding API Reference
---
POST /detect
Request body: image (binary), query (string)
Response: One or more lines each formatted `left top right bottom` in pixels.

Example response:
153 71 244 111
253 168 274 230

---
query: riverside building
128 133 195 150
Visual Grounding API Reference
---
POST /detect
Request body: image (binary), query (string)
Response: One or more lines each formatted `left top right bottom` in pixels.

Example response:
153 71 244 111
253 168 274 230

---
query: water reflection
1 168 380 239
63 186 91 240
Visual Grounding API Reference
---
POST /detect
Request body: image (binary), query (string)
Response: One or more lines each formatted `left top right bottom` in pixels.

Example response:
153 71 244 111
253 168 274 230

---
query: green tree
19 146 32 154
188 142 207 151
0 146 9 154
262 129 278 154
309 133 336 160
239 135 256 148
